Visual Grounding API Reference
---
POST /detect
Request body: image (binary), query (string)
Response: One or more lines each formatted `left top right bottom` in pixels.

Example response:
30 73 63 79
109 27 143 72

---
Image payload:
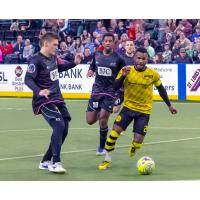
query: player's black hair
135 47 148 55
102 33 115 41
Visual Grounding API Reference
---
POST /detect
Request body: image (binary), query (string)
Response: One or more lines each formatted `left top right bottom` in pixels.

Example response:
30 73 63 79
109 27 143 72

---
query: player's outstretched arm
156 84 178 114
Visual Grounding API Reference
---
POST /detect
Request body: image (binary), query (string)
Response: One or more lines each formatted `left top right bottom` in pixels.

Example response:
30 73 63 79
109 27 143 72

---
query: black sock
100 127 108 149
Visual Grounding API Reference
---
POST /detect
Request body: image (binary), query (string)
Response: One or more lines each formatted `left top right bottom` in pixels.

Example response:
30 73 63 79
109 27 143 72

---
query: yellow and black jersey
116 66 161 114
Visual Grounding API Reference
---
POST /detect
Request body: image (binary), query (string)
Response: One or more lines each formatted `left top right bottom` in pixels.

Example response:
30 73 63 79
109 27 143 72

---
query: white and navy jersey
25 52 76 114
89 51 126 98
119 53 134 66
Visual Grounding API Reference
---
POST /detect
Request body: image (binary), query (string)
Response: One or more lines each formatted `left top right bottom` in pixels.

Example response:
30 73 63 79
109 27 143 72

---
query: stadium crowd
0 19 200 64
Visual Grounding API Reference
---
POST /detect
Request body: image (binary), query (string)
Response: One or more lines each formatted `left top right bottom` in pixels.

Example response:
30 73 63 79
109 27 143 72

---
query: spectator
153 52 164 64
166 19 177 32
10 19 19 31
185 42 194 58
144 39 155 59
144 31 157 50
73 37 84 54
113 33 121 51
164 33 175 48
4 41 13 56
115 20 127 39
192 25 200 43
84 38 95 54
94 34 103 50
39 28 47 39
80 30 91 46
58 41 74 61
180 19 193 37
81 48 93 64
23 39 34 62
177 31 191 48
12 35 25 63
127 21 136 40
109 19 117 33
94 20 103 34
101 26 107 35
134 31 144 48
172 40 181 61
162 43 172 63
194 52 200 64
65 35 76 54
0 40 4 56
175 48 193 64
192 41 200 61
0 42 3 63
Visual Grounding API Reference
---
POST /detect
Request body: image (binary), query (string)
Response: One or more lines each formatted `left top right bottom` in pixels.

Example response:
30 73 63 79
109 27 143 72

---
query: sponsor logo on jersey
27 64 35 73
97 67 112 76
50 69 59 81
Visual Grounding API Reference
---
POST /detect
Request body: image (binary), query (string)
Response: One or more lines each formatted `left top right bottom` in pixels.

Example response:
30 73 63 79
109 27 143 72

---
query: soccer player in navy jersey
86 33 126 155
25 32 82 173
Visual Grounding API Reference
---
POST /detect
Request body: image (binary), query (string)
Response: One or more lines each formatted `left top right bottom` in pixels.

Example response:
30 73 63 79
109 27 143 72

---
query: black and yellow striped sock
105 130 120 152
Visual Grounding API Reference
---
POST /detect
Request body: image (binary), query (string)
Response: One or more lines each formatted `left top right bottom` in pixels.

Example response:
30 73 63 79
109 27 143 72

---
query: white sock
105 151 112 161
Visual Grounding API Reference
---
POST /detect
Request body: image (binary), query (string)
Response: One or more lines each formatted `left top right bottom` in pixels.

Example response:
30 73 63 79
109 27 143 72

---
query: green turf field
0 98 199 181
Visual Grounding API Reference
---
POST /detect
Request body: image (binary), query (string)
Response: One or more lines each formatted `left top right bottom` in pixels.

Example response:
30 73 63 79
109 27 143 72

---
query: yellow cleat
128 144 136 157
98 160 111 170
128 142 143 157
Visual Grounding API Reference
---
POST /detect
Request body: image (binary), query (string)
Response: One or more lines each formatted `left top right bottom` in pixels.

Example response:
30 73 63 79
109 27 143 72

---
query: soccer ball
136 156 155 175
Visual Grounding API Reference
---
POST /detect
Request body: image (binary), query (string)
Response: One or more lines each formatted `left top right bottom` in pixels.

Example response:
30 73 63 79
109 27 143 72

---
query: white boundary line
0 126 200 134
0 136 200 161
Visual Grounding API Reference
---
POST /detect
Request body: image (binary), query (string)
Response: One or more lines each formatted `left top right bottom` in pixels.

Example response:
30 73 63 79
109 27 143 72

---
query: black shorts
86 95 116 113
114 90 124 106
114 106 150 135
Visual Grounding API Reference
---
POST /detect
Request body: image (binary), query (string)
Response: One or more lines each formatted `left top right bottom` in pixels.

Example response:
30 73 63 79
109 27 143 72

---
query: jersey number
50 69 59 81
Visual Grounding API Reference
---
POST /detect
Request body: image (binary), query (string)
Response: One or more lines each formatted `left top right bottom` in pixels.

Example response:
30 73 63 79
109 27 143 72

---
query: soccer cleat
129 144 136 157
48 162 67 174
96 147 106 156
38 161 51 170
98 160 111 170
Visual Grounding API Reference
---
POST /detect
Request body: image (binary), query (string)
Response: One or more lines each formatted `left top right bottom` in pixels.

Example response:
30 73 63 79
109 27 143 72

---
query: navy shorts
114 106 150 135
86 95 116 113
114 90 124 106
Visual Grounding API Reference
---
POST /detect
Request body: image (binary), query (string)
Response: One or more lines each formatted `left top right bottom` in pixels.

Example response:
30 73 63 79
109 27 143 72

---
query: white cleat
48 162 67 174
39 161 51 170
96 147 106 156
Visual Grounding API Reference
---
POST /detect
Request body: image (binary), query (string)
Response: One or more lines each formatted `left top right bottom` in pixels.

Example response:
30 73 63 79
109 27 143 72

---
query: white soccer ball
136 156 155 175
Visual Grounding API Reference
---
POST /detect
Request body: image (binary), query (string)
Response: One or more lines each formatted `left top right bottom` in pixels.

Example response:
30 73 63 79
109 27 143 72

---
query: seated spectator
162 43 172 63
166 19 177 32
177 31 191 48
81 48 93 64
175 48 193 64
180 19 193 38
39 28 47 39
80 30 91 46
164 33 175 48
109 19 117 33
101 27 107 35
185 42 195 58
135 31 144 48
192 40 200 61
127 21 136 40
84 38 95 54
144 31 157 50
115 20 127 39
113 33 121 51
4 41 13 64
0 40 4 56
172 40 181 61
144 39 155 59
94 20 103 35
153 52 164 64
12 35 25 63
194 52 200 64
65 35 76 54
73 37 84 54
0 47 3 63
192 25 200 43
10 19 19 31
58 41 74 61
23 39 34 62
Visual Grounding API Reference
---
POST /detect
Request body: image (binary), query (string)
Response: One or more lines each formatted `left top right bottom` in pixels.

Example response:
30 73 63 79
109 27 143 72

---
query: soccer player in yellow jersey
98 47 178 170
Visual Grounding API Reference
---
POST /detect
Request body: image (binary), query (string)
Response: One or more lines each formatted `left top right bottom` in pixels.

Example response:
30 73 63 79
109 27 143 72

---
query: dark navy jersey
25 52 76 114
89 51 126 97
119 53 134 65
